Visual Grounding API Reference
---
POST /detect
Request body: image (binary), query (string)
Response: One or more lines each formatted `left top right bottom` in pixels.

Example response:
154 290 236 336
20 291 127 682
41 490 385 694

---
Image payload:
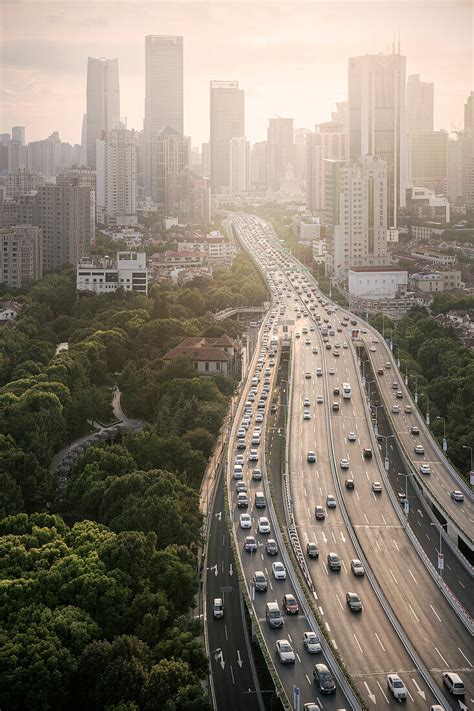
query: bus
342 383 352 399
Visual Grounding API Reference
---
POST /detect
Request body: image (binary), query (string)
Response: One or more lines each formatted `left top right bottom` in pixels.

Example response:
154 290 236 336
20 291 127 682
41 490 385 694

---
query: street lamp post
395 344 400 368
373 404 383 436
437 416 448 452
462 445 473 473
410 374 418 404
380 434 395 471
397 472 411 515
431 522 444 579
421 392 430 426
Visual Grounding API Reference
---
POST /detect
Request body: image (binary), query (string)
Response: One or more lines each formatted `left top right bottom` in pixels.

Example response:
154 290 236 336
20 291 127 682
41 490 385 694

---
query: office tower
447 137 463 204
35 183 94 271
210 81 245 193
333 155 389 278
0 225 43 287
348 51 406 227
150 125 185 214
6 143 27 172
250 141 268 190
267 118 294 191
407 131 448 193
81 113 87 166
461 91 474 208
96 125 137 225
407 75 434 132
324 159 344 227
0 134 10 145
229 137 250 194
306 122 346 215
144 35 183 195
86 57 120 169
27 133 59 176
167 168 212 224
294 128 312 184
11 127 25 146
202 143 210 177
6 167 44 198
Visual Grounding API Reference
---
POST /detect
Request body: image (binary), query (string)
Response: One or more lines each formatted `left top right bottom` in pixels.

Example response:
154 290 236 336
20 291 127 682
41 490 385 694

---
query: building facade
348 52 406 227
267 118 295 192
96 126 137 226
409 271 463 293
86 57 120 169
306 122 346 215
77 251 148 294
348 266 408 299
333 155 389 278
0 225 43 287
406 75 434 132
150 125 186 214
407 131 448 193
229 136 250 194
6 167 44 198
210 81 245 193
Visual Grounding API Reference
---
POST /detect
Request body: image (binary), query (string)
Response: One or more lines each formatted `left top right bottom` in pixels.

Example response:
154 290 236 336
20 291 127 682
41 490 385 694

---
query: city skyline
1 0 472 147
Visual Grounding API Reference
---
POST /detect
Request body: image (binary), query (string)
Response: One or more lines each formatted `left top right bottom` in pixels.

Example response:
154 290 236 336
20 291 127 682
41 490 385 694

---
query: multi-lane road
206 211 473 711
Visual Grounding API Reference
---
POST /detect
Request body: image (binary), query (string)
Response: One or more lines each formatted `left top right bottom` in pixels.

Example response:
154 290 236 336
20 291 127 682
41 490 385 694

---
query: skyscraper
229 137 250 194
348 51 406 227
333 155 389 278
210 81 245 193
11 127 25 146
306 122 346 215
0 225 43 287
96 125 137 226
407 130 448 193
407 75 434 132
144 35 183 196
461 91 474 208
267 118 295 191
150 125 186 214
86 57 120 169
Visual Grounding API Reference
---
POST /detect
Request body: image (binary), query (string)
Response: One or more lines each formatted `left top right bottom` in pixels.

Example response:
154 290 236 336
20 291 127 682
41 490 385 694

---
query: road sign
384 457 389 471
404 500 409 516
442 437 448 452
374 423 379 437
437 553 444 571
293 686 301 711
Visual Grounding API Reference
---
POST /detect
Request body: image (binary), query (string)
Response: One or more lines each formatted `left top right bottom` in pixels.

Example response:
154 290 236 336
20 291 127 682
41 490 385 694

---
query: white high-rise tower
86 57 120 169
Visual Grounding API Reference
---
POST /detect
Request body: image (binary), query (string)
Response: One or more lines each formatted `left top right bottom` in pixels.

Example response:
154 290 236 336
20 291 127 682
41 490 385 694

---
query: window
205 362 209 372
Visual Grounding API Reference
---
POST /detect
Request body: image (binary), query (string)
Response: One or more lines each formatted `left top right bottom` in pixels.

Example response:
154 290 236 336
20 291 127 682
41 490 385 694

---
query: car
213 598 224 618
420 463 431 475
396 390 403 399
340 458 349 469
237 492 249 507
451 490 464 502
295 332 301 339
313 663 336 694
303 631 322 654
392 404 400 413
235 455 244 465
307 451 317 463
236 439 246 450
237 428 246 439
377 367 384 375
235 481 247 492
370 345 376 352
410 425 420 435
239 513 252 529
348 431 357 442
252 468 262 481
333 386 340 395
306 541 319 558
303 410 311 420
282 593 299 614
305 372 312 379
387 673 407 700
305 339 311 346
315 505 326 520
346 592 363 611
325 343 332 350
385 362 391 369
332 401 339 411
253 570 268 592
276 639 295 664
391 381 399 390
258 516 271 534
442 671 465 696
303 397 310 407
312 347 318 354
404 405 412 414
328 367 336 375
249 449 259 462
317 395 323 403
266 538 278 555
327 552 341 571
233 465 243 480
272 562 287 580
343 341 349 349
316 368 323 377
351 559 365 576
414 444 425 455
345 478 355 489
244 535 257 552
363 447 372 459
361 328 367 334
326 494 337 508
372 481 382 493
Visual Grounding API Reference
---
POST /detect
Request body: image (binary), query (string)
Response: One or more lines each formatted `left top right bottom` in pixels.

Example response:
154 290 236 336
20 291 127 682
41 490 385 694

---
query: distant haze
1 0 472 145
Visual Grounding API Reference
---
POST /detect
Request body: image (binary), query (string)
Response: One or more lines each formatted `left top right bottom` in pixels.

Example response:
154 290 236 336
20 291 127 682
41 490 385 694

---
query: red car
315 505 326 520
377 368 384 375
282 594 299 614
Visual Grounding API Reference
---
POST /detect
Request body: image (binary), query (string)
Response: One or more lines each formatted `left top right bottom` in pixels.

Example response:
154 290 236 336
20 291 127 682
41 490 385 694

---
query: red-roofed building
163 335 240 376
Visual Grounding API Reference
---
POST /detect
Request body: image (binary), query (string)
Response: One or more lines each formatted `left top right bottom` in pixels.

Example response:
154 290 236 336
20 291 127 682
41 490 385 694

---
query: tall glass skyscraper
86 57 120 169
210 81 245 193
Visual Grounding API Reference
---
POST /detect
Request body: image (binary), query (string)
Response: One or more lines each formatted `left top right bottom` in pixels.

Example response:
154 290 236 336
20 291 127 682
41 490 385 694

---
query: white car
372 481 382 493
451 490 464 502
303 631 322 654
392 404 400 413
328 367 336 375
370 345 376 352
305 372 312 379
303 411 311 420
387 674 407 700
239 513 252 529
317 395 323 404
347 432 357 442
420 463 431 475
303 397 310 407
342 342 348 349
326 494 337 508
249 449 259 462
272 561 287 580
414 444 425 455
235 455 244 465
340 458 349 469
255 412 264 423
276 639 295 664
258 516 270 534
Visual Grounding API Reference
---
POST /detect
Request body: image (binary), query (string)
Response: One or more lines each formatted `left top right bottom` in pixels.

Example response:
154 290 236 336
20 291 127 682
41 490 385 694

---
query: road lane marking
319 606 324 616
230 664 235 684
336 594 343 610
408 604 420 623
458 647 473 667
434 647 449 667
408 569 418 585
392 539 400 551
389 569 398 585
374 632 386 652
353 633 363 654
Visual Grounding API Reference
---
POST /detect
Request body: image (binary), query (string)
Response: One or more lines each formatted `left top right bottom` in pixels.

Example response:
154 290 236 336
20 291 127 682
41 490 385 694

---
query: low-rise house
163 335 241 376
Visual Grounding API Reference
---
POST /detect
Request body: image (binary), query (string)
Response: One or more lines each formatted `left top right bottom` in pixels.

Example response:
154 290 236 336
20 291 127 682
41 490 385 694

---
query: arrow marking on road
340 531 346 543
214 650 225 669
237 650 243 668
216 511 222 521
364 682 376 704
412 679 426 700
229 563 233 576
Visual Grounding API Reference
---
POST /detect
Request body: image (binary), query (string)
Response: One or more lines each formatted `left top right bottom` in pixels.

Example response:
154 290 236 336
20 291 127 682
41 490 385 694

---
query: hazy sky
1 0 472 147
